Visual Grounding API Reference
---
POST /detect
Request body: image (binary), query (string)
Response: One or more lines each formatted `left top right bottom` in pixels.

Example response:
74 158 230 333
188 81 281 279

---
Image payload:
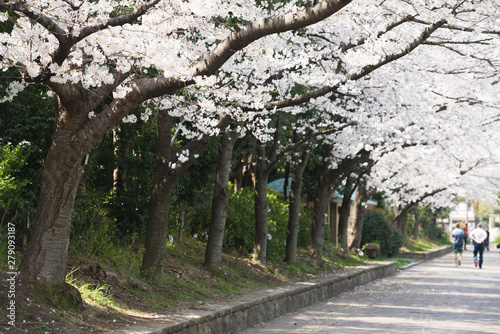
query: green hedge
361 211 403 257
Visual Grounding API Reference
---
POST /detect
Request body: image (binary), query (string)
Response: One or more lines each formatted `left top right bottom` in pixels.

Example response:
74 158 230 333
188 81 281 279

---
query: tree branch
0 1 67 44
75 0 162 41
410 17 500 36
240 19 446 111
194 0 353 76
338 14 416 53
0 0 162 66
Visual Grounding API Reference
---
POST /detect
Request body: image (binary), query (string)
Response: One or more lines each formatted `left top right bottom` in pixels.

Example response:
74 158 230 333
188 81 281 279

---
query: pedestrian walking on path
463 225 469 250
451 223 464 266
484 227 490 251
469 222 487 268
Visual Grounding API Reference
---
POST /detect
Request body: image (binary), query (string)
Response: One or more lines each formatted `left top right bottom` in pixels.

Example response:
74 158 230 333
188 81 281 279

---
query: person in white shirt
469 222 488 269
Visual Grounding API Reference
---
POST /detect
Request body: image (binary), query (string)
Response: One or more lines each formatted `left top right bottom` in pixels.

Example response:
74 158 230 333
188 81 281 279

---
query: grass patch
396 258 412 267
402 236 450 253
380 257 413 267
66 268 118 311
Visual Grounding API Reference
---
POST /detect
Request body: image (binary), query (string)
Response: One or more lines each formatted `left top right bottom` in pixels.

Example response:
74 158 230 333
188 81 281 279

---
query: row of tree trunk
14 1 447 299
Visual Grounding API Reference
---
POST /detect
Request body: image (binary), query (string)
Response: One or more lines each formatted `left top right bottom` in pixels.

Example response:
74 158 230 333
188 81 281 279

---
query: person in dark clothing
451 223 464 266
484 227 490 251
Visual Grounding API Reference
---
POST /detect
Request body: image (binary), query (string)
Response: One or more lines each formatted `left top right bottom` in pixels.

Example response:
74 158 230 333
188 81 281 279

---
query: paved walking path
242 247 500 334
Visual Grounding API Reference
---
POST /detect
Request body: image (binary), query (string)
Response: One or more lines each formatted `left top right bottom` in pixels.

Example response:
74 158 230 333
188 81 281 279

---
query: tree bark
19 93 93 285
330 202 338 246
348 179 369 252
178 202 189 244
19 139 84 283
310 145 334 259
253 141 270 266
284 137 311 263
205 131 239 270
283 162 290 200
428 209 437 239
113 125 131 193
412 209 419 239
394 204 411 244
141 110 176 279
338 176 355 254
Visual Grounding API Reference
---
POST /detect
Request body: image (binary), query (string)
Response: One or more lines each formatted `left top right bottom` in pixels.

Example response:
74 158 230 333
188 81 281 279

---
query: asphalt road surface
241 247 500 334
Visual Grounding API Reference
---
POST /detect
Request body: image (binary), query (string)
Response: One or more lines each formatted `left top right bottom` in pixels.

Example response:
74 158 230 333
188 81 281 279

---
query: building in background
449 202 475 232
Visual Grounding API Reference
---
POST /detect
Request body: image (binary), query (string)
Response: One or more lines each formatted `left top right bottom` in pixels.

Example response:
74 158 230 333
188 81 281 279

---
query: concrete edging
397 244 453 270
398 244 453 261
112 262 396 334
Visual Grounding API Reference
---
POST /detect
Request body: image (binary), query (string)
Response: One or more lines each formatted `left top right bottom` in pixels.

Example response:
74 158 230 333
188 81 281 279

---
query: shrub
297 206 312 248
388 227 404 257
224 187 255 256
361 211 403 257
0 142 35 226
224 187 290 260
266 190 289 260
70 191 118 262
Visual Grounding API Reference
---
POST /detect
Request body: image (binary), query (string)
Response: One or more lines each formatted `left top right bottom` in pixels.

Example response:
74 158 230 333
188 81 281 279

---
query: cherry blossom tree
2 0 499 294
0 0 354 287
138 0 458 274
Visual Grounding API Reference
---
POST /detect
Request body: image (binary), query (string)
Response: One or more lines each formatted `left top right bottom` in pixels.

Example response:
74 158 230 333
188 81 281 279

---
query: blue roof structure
267 177 292 195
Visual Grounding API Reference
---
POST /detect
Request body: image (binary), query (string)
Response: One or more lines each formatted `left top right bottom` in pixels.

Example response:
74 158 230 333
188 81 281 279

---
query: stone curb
398 244 452 261
110 262 397 334
398 244 453 270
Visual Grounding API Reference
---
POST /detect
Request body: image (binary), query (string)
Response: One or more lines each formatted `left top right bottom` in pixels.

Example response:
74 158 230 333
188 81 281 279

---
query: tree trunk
178 204 186 244
113 125 131 193
283 162 290 200
19 140 85 283
141 111 176 280
141 176 176 279
205 131 239 270
310 152 332 260
412 210 419 240
338 176 354 255
141 113 231 279
309 148 370 259
253 141 270 266
284 140 311 263
234 153 255 192
393 188 446 245
348 179 369 252
394 205 411 245
252 112 285 266
330 202 338 246
428 209 437 239
19 95 92 286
